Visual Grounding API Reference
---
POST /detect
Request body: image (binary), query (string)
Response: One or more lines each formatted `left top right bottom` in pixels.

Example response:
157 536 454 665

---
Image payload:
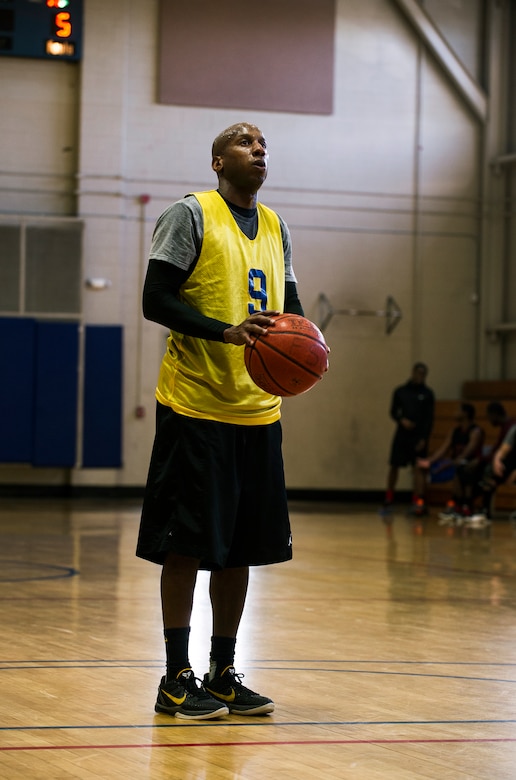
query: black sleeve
422 391 435 439
390 387 401 423
284 281 304 316
142 259 232 341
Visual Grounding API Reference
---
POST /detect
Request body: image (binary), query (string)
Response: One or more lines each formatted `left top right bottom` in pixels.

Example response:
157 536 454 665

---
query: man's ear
212 156 223 174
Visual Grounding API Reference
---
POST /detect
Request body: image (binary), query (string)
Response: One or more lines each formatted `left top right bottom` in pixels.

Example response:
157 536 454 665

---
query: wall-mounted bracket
318 293 402 335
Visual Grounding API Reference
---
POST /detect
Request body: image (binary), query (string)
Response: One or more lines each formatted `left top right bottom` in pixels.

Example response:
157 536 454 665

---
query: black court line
2 662 515 685
1 718 516 732
2 737 516 752
3 658 516 666
0 658 516 672
264 659 516 666
0 664 164 671
256 666 516 684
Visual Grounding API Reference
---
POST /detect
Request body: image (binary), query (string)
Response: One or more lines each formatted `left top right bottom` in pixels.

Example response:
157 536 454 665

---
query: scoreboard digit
0 0 83 61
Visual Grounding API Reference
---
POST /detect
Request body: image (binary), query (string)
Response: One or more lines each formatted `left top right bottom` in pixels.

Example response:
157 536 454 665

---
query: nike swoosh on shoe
205 686 236 703
162 689 187 706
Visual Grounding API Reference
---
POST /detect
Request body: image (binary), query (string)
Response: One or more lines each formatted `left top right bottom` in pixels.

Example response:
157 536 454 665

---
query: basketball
244 313 329 397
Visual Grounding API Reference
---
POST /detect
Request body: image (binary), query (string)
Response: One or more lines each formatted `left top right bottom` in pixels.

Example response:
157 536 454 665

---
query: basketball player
416 402 484 524
136 122 304 719
467 402 516 525
492 423 516 482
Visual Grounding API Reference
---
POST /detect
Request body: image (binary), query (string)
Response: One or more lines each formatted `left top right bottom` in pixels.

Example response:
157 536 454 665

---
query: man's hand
223 310 280 347
493 457 506 478
400 418 416 431
415 438 426 453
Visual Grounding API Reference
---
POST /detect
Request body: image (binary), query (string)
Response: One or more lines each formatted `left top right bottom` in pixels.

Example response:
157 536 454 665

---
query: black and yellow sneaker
203 665 274 715
155 668 229 720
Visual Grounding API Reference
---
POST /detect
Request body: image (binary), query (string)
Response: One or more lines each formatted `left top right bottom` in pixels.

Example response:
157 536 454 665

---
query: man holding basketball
136 122 304 719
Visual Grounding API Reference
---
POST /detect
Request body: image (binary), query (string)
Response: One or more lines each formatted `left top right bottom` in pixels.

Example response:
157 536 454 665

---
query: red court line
2 737 516 752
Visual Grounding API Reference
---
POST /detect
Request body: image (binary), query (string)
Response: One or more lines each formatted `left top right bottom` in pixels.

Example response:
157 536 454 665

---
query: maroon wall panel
158 0 335 115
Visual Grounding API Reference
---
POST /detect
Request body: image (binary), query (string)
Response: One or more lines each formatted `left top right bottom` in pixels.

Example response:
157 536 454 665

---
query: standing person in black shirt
381 362 435 516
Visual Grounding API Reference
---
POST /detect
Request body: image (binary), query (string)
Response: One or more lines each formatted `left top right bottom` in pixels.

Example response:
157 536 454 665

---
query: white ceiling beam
391 0 488 122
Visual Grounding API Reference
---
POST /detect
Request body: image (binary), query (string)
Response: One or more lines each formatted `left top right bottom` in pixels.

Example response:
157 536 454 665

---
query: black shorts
389 427 427 467
136 403 292 570
455 459 482 485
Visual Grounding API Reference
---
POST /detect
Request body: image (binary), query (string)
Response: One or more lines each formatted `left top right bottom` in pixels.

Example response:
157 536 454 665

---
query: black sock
209 635 236 679
481 490 492 515
164 626 190 681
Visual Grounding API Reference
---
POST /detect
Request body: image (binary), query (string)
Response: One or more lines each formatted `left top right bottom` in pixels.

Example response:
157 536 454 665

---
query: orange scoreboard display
0 0 82 61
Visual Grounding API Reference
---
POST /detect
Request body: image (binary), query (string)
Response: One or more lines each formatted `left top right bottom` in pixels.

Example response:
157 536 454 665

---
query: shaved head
211 122 261 159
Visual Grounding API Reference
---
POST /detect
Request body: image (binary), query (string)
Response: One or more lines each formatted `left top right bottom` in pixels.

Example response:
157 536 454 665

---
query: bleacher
426 381 516 511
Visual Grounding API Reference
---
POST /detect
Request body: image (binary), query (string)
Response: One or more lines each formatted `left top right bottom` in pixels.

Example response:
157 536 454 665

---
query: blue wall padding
32 321 79 467
0 317 36 462
82 325 123 468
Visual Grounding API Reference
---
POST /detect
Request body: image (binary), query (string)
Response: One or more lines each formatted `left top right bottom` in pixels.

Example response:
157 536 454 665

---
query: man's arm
419 430 453 467
458 426 483 462
493 442 512 478
390 387 409 425
417 390 435 442
143 261 303 340
143 259 231 340
284 281 304 316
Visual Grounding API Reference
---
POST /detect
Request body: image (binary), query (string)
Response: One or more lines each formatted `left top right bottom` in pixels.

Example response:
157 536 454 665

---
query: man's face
412 366 427 385
212 125 268 191
455 406 467 423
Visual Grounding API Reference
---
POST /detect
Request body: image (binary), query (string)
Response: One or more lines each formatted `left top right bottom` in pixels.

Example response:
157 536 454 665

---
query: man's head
411 362 428 385
211 123 262 158
486 401 507 426
457 402 476 422
211 122 268 196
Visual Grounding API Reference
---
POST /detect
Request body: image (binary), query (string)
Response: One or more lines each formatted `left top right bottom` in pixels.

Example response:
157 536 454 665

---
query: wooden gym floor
1 497 516 779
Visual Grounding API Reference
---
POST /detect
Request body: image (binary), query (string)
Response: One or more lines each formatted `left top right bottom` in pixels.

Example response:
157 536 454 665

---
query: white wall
0 0 514 493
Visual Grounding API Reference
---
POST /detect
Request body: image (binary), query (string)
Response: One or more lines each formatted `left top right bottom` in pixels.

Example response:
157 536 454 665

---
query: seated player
466 402 516 526
416 402 484 525
469 421 516 527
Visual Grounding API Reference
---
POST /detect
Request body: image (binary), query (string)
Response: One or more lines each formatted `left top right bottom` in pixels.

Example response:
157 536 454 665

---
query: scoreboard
0 0 82 61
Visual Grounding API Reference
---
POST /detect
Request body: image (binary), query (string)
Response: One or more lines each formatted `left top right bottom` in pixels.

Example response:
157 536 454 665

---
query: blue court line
1 718 516 732
325 550 516 580
0 560 79 583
